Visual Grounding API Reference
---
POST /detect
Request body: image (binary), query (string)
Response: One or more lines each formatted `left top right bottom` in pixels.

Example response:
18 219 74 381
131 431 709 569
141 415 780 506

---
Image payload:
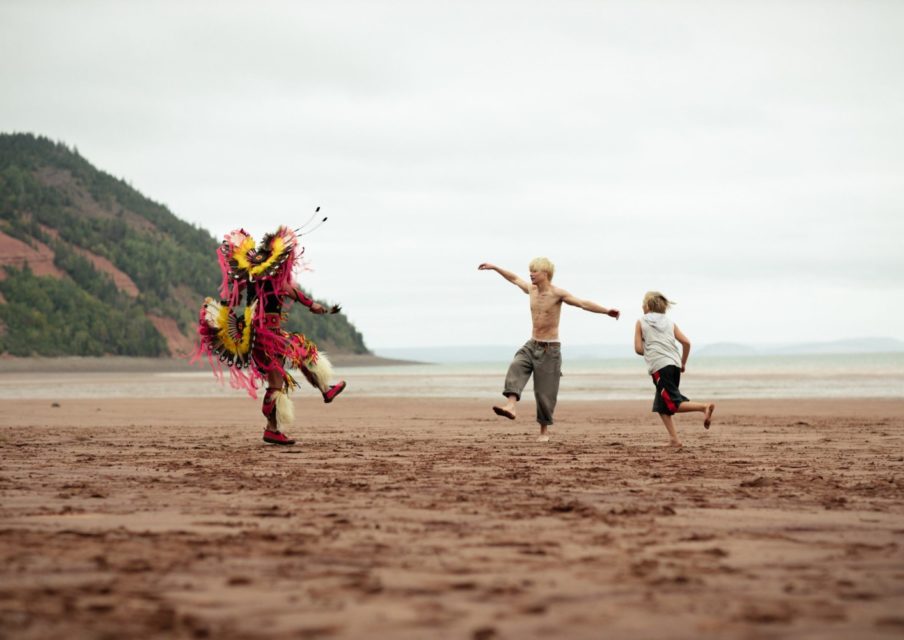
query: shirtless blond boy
479 258 620 441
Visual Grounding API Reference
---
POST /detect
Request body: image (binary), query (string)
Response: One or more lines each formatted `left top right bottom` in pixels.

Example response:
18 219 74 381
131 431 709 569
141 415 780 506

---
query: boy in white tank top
634 291 715 448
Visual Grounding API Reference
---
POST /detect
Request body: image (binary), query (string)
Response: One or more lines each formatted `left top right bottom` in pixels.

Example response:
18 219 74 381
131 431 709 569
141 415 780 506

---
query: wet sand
1 396 903 639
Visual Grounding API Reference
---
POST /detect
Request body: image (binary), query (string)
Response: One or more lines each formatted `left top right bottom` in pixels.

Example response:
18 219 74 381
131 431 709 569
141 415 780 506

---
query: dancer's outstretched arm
285 284 340 315
478 263 530 294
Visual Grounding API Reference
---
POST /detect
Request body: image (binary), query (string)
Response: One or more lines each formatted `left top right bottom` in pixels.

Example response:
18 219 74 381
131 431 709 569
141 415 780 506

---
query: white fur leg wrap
307 352 333 393
275 390 295 428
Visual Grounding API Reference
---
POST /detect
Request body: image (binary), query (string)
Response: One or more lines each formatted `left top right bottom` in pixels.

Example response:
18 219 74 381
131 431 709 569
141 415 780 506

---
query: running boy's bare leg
537 424 550 442
658 413 682 448
676 401 716 429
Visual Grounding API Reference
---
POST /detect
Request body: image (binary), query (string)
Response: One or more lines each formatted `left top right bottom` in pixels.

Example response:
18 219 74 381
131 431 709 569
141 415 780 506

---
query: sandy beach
2 394 903 639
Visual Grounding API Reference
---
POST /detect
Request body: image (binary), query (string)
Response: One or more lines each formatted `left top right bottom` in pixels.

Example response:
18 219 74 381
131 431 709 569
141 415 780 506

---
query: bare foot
493 405 516 420
704 403 715 429
537 435 550 442
669 439 683 449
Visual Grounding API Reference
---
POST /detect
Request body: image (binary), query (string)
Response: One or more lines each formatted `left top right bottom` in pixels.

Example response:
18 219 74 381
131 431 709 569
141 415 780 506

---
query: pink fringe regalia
191 226 325 399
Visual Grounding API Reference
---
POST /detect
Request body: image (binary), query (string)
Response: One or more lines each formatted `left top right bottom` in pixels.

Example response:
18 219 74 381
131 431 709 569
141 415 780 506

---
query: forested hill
0 133 369 357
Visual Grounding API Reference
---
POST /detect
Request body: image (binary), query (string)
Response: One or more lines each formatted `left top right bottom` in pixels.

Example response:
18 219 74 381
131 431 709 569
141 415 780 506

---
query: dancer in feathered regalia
193 222 346 445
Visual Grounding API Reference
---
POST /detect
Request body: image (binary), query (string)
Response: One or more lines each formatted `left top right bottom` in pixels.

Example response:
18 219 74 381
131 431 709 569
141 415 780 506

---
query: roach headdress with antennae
294 205 329 236
294 205 321 232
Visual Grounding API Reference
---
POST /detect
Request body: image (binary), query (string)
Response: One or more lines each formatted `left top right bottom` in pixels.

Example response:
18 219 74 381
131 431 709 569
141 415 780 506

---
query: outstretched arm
561 290 620 319
634 320 644 355
674 324 691 371
477 263 530 294
285 284 340 315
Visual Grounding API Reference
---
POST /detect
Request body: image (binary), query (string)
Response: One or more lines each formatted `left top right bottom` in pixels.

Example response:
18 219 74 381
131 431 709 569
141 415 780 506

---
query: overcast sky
2 0 902 351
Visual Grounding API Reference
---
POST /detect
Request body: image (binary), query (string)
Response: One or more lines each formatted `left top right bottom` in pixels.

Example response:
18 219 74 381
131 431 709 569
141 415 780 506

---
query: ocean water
340 352 904 400
1 353 902 400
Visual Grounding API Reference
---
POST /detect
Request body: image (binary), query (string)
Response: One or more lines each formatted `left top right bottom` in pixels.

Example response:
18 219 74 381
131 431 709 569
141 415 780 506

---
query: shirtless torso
530 285 565 341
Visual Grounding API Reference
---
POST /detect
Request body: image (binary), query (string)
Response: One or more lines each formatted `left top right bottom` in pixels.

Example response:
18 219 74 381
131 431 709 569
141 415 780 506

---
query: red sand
1 396 903 639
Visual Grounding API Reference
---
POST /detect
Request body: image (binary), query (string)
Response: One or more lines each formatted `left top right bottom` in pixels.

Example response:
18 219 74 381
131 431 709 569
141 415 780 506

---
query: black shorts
651 365 689 415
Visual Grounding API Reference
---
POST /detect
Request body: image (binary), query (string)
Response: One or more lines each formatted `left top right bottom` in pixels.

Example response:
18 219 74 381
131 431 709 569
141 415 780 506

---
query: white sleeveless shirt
639 312 681 374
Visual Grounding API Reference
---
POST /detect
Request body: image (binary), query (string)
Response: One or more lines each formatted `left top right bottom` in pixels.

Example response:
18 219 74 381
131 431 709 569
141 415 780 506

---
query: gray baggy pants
502 339 562 426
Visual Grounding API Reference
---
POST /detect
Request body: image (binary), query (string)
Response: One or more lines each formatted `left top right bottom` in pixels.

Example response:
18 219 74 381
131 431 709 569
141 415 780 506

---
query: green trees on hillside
0 266 167 356
0 132 370 357
0 134 221 333
53 242 123 306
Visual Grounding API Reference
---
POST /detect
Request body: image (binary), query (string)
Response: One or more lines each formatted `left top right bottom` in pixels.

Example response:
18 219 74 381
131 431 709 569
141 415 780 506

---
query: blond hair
643 291 674 314
528 256 555 281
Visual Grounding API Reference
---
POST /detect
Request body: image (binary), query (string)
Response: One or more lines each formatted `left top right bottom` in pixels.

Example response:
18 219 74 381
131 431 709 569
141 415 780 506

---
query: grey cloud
2 0 903 348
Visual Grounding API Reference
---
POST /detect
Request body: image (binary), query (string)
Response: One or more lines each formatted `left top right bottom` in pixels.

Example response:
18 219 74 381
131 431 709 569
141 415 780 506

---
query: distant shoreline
0 354 422 374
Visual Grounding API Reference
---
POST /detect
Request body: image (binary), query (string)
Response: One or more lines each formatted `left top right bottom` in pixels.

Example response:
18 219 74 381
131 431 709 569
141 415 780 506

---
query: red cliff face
39 226 140 298
147 314 195 357
0 231 66 281
0 229 191 355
